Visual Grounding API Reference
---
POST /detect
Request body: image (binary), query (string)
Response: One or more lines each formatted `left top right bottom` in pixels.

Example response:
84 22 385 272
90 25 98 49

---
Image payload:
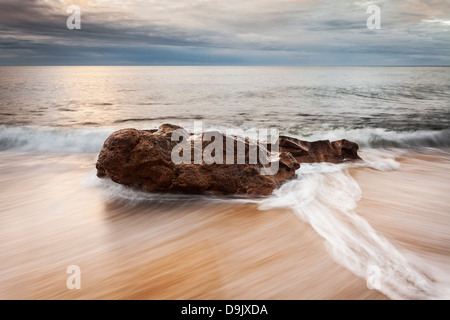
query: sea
0 66 449 299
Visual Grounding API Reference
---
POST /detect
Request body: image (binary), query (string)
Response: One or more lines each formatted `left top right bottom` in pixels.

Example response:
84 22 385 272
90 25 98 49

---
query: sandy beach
1 0 449 303
1 149 448 299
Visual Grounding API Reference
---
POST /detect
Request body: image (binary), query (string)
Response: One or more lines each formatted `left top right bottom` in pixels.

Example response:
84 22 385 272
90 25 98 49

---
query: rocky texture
96 124 361 196
278 136 361 164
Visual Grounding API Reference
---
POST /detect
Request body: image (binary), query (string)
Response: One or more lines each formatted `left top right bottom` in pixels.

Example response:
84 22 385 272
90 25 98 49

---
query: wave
259 163 446 299
85 152 447 299
82 142 448 299
114 115 204 123
0 125 449 153
198 125 450 149
293 128 450 149
0 125 113 153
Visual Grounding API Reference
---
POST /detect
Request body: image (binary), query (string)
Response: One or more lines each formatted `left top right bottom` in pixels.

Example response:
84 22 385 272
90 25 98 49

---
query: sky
0 0 449 65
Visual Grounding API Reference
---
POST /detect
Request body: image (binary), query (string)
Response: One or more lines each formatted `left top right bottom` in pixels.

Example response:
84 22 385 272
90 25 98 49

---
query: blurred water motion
0 150 449 299
0 66 449 299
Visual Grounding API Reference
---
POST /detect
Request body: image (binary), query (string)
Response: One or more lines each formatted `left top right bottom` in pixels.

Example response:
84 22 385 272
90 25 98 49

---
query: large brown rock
96 124 361 196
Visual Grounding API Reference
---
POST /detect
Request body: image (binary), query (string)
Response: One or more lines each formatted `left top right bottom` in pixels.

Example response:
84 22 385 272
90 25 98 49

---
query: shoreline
1 149 449 299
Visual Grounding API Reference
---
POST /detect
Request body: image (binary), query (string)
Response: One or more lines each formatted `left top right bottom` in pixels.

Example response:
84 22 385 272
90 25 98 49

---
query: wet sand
352 151 450 292
1 150 449 299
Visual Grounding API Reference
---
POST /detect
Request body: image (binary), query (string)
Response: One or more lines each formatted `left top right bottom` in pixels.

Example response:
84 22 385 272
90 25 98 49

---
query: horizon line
1 64 450 67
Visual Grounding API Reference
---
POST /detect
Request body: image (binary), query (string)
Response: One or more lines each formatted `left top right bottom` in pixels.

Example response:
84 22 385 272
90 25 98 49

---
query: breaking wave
293 128 450 149
0 125 113 153
0 125 449 153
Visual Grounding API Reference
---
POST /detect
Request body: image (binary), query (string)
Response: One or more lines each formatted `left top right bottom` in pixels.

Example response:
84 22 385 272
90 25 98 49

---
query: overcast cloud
0 0 449 65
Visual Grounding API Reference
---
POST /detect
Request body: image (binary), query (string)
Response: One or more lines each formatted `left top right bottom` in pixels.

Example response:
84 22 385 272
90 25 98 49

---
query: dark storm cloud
0 1 208 47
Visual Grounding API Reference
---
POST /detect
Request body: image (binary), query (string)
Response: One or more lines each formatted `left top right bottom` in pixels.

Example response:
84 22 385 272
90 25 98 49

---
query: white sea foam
259 162 444 299
293 127 450 149
84 169 259 205
1 125 449 153
0 125 113 153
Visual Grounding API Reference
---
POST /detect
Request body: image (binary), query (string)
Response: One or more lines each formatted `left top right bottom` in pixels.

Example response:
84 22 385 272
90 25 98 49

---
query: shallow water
262 149 450 299
0 66 449 299
0 149 448 299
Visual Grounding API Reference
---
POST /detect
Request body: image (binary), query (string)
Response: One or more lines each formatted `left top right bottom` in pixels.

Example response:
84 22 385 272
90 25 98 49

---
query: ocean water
0 66 449 151
0 66 449 299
